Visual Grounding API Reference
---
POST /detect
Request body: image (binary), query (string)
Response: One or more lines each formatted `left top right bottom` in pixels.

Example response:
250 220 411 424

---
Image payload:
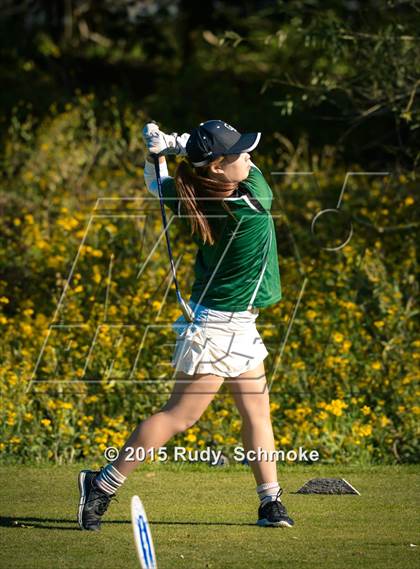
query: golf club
152 153 195 323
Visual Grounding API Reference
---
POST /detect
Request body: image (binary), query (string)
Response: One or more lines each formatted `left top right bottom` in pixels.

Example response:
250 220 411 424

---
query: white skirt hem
170 300 269 378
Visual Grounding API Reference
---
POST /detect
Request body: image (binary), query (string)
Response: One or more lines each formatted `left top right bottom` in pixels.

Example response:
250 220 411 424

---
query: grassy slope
0 463 419 569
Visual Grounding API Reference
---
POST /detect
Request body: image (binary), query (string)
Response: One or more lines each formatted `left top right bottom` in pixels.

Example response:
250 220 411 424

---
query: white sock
94 464 126 496
257 481 281 508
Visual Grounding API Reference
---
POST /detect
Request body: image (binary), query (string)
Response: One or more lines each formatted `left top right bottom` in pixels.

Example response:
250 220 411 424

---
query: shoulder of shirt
238 164 268 194
250 162 263 174
246 163 265 180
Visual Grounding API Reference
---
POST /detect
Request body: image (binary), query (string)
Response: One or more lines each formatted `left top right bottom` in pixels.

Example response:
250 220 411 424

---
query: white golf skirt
171 300 269 377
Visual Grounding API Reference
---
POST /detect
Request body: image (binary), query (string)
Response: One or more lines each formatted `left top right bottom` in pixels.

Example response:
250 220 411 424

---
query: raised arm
142 122 190 195
143 155 170 196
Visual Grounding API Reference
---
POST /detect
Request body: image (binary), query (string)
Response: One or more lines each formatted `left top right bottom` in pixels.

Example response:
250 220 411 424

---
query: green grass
0 463 419 568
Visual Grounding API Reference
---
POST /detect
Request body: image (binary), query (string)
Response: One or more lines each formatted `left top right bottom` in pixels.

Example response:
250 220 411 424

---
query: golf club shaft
152 154 194 323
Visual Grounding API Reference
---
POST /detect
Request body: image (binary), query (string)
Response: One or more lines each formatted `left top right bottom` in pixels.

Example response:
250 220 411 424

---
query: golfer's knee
160 409 201 433
240 406 271 425
177 414 201 433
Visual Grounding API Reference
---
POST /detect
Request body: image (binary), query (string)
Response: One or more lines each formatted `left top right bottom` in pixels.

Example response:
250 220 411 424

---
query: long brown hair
175 157 237 245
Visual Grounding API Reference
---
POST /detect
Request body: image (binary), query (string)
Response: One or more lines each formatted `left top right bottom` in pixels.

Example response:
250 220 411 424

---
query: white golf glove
142 122 190 156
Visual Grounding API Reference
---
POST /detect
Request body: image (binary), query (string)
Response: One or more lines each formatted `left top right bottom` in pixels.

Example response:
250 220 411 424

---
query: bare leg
226 361 278 485
113 371 225 477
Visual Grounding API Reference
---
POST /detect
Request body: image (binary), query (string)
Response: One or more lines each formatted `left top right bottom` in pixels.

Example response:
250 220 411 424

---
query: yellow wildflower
380 415 391 427
359 424 372 437
296 406 312 417
85 395 99 404
185 434 197 443
325 356 335 368
263 329 274 337
327 399 348 417
94 435 107 444
6 412 16 426
231 420 241 431
20 323 32 336
58 217 79 231
306 310 317 320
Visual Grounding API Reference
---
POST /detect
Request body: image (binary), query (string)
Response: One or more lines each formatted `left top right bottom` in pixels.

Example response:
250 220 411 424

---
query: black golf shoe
78 469 115 531
256 488 295 528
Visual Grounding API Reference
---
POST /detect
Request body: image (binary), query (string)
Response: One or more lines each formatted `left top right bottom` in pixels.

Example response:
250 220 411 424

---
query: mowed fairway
0 463 419 569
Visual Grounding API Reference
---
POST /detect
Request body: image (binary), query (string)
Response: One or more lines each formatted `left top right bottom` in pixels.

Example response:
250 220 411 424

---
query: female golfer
78 120 295 531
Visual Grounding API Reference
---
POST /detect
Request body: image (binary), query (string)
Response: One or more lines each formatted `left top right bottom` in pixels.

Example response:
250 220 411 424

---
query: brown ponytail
175 157 237 245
